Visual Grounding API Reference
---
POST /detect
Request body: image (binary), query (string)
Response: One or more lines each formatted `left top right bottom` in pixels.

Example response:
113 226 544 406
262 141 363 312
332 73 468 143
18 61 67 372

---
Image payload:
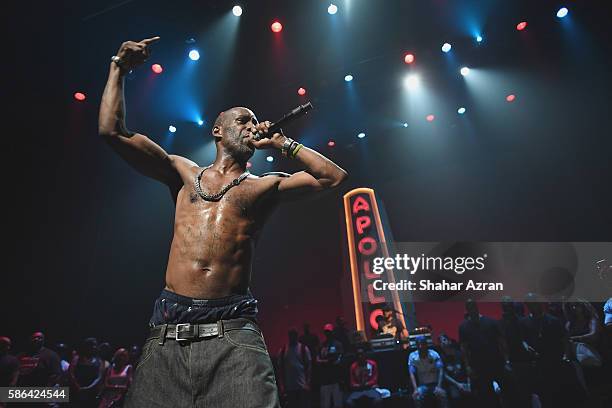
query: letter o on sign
358 237 378 256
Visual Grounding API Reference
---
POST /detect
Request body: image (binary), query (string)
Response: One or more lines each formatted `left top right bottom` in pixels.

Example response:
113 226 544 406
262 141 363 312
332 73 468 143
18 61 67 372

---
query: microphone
253 102 313 140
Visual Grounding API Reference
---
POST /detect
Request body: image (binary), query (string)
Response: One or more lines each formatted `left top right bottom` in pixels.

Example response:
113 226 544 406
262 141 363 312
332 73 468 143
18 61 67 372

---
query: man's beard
226 128 254 161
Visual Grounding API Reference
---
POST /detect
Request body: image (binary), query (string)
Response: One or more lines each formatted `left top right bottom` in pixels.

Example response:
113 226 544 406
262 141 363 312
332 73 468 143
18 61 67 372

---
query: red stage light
426 114 435 122
506 94 516 102
328 140 335 147
297 87 306 96
271 21 283 33
152 64 163 74
404 53 415 64
74 92 86 101
516 21 527 31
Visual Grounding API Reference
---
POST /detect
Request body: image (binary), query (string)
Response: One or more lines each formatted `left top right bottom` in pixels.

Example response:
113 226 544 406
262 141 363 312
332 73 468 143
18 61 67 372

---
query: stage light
152 64 163 74
169 125 177 133
328 140 335 147
506 94 516 102
403 74 420 90
344 74 353 82
357 132 366 139
74 92 86 101
232 5 242 16
460 67 470 76
457 107 466 114
557 7 568 18
441 43 452 53
297 87 306 96
403 123 408 128
271 21 283 33
476 35 483 43
189 50 200 61
328 4 338 15
266 156 274 162
404 53 415 64
426 114 435 122
197 120 204 126
516 22 527 31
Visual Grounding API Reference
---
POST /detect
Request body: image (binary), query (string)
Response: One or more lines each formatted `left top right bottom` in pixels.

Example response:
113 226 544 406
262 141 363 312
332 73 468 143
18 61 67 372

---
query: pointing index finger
140 36 161 45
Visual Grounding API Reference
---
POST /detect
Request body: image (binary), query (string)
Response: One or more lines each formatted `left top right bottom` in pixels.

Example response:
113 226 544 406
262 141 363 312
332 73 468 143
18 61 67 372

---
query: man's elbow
329 169 349 188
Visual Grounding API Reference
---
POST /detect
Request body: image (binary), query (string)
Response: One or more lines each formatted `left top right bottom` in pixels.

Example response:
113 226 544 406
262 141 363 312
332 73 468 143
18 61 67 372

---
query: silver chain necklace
194 165 250 202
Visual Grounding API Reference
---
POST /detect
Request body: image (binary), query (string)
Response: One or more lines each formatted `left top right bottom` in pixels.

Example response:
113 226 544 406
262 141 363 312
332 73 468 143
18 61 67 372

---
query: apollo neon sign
343 188 406 339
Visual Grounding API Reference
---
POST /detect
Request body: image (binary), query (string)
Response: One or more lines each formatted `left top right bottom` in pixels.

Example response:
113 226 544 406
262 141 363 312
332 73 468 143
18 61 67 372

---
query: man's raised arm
251 122 348 200
98 36 181 187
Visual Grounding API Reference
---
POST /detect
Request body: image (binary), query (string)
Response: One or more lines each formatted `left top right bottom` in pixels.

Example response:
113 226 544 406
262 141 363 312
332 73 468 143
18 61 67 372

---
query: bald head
213 107 257 137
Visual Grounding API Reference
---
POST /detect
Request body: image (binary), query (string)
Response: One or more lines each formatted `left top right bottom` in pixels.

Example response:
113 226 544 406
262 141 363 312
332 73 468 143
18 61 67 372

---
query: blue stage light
476 35 483 43
328 4 338 15
169 125 177 133
266 156 274 162
357 132 366 139
197 120 204 126
457 107 466 115
441 43 452 53
344 74 353 82
232 5 242 16
403 123 408 128
189 50 200 61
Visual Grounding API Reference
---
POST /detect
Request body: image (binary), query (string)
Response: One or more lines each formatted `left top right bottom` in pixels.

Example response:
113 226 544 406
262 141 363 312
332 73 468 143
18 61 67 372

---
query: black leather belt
148 319 259 344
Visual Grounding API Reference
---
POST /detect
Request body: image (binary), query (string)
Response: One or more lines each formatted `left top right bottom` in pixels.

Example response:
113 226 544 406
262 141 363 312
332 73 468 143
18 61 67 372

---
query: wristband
281 137 294 157
290 143 303 159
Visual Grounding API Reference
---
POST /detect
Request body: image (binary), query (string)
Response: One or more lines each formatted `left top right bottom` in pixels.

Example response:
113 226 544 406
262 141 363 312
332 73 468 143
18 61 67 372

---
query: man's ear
213 125 222 138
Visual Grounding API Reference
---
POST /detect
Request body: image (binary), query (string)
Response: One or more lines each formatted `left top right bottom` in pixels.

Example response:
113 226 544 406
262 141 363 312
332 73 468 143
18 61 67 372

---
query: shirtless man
98 36 348 408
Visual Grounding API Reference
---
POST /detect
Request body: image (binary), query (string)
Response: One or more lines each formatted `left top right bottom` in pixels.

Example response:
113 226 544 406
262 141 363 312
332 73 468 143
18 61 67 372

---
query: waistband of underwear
159 288 255 307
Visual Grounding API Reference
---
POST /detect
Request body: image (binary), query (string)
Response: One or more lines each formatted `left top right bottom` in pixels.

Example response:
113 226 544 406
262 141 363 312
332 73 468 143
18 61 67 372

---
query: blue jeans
414 384 448 408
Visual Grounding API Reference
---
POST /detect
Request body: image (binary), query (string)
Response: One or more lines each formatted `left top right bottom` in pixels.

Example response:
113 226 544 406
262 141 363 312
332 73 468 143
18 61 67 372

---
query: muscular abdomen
164 186 258 299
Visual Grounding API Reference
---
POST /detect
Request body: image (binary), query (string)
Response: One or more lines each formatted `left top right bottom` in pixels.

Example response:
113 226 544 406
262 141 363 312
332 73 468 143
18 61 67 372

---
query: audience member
437 333 472 407
458 300 509 408
346 348 382 407
278 329 312 408
408 336 448 408
98 348 133 408
17 331 61 387
69 337 104 407
0 336 19 387
317 323 344 408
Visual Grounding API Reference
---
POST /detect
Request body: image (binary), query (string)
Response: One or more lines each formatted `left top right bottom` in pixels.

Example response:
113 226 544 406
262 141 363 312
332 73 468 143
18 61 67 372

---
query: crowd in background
1 297 610 407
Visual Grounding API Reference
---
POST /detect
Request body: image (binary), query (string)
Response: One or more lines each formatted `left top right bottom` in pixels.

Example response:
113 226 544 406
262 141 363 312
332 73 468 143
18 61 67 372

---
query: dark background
5 0 612 353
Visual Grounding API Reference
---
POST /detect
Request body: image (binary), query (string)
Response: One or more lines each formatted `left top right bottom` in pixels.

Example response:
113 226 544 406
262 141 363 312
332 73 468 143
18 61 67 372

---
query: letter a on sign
352 196 370 214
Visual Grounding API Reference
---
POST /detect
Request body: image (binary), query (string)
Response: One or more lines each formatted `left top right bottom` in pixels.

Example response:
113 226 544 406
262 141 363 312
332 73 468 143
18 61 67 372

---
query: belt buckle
175 323 191 342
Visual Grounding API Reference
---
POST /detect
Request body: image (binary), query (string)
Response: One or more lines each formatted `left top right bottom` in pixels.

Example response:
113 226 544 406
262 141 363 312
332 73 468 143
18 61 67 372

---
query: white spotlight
232 5 243 16
357 132 366 139
344 74 353 82
460 67 470 76
169 125 177 133
403 122 409 128
266 156 274 162
476 35 483 43
441 43 452 53
557 7 568 18
197 120 204 126
403 74 420 90
457 107 466 115
328 4 338 15
189 50 200 61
